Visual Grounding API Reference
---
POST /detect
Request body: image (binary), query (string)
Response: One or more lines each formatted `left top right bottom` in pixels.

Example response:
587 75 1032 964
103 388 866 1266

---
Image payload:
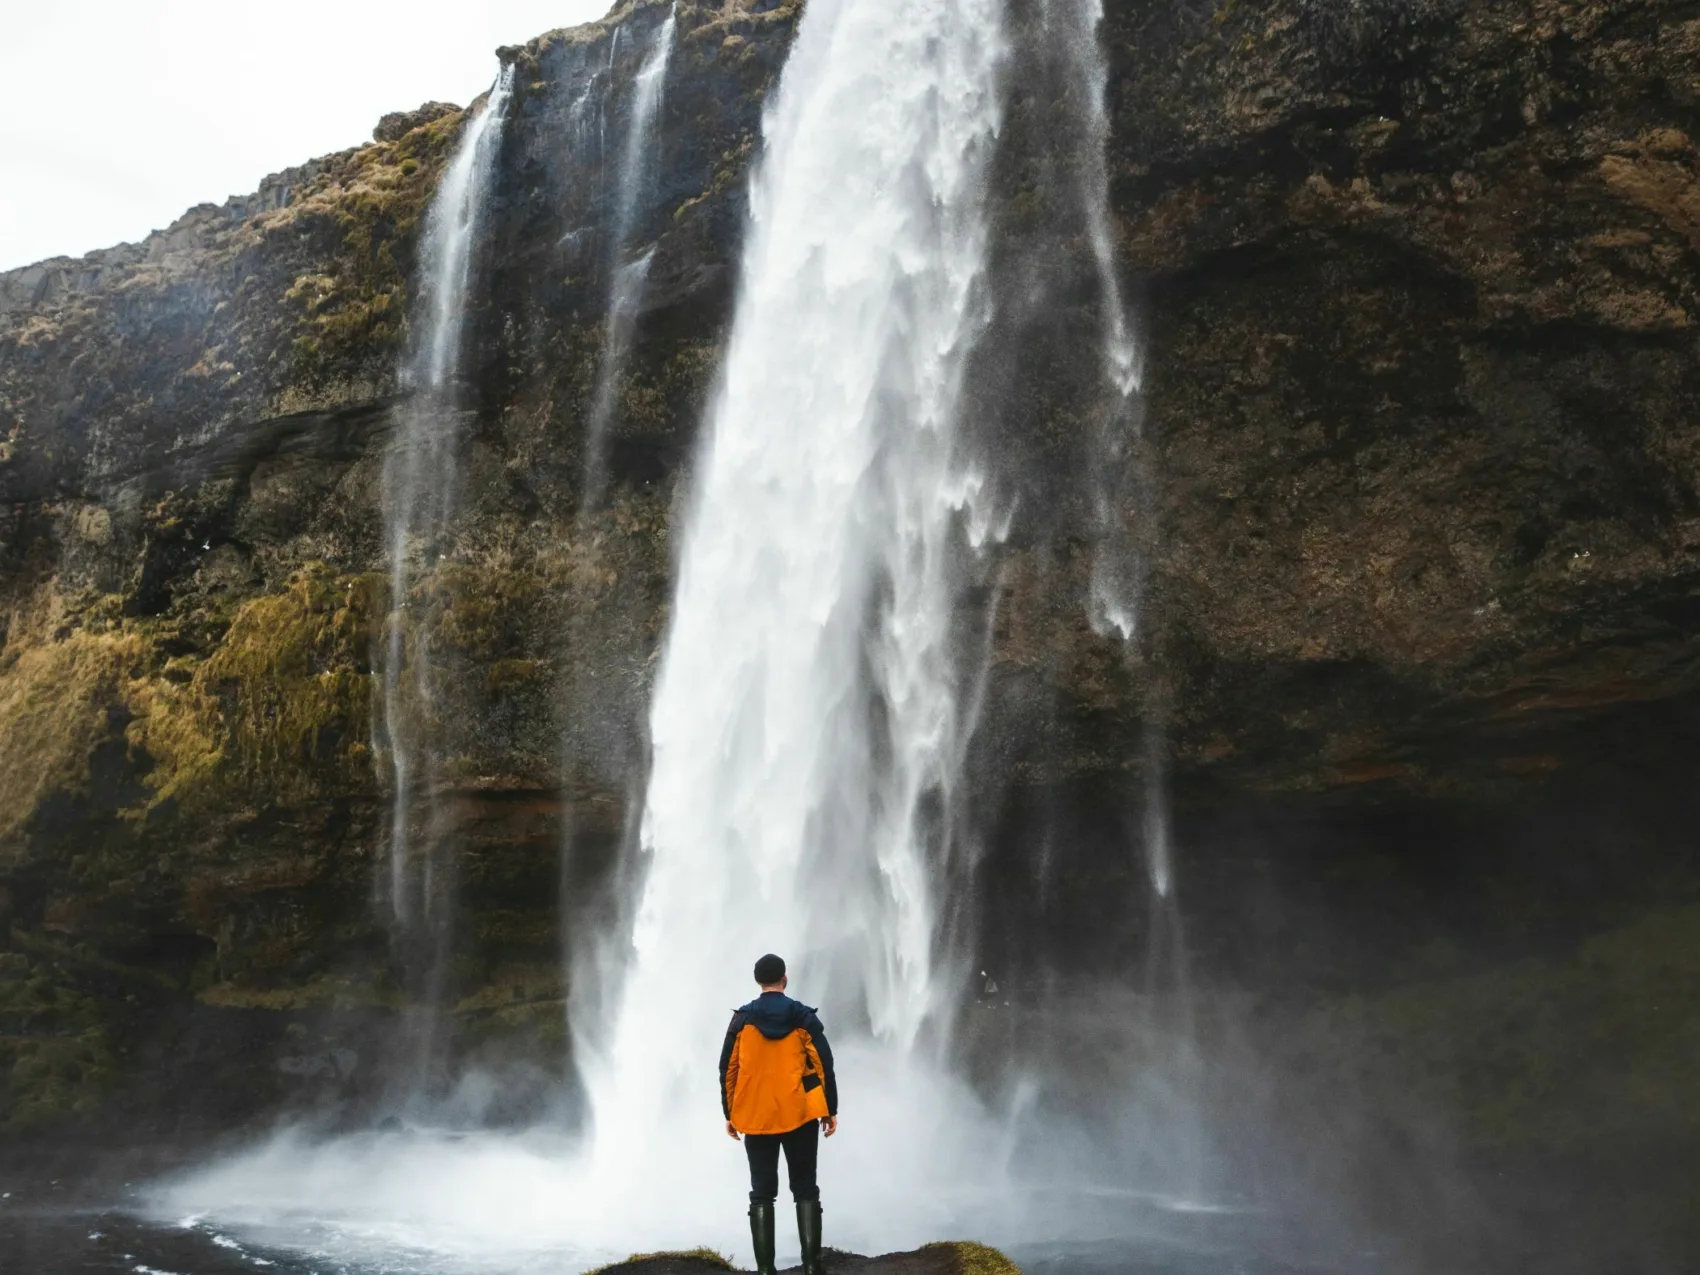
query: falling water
1046 0 1144 647
581 8 676 509
375 68 512 1069
575 0 1004 1223
1037 0 1172 905
1048 0 1204 1200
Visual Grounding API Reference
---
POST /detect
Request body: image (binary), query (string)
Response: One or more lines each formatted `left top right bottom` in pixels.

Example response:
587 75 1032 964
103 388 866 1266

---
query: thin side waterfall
1039 0 1169 903
1067 0 1176 922
575 0 1005 1245
1047 0 1144 645
1056 0 1206 1199
581 8 676 510
375 69 512 1081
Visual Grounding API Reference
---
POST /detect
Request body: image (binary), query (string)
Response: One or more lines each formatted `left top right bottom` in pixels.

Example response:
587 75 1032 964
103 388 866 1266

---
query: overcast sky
0 0 610 271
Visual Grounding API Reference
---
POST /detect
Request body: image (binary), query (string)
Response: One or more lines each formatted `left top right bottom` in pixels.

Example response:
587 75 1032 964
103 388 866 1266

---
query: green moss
486 657 543 697
0 948 117 1135
425 563 545 659
612 339 723 437
924 1242 1024 1275
279 110 468 386
197 972 398 1012
135 564 378 812
587 1249 734 1275
0 616 149 846
0 562 378 852
9 927 178 992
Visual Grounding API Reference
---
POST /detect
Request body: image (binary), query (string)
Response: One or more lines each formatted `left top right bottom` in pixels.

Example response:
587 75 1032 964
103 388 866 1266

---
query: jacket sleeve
805 1011 838 1117
718 1012 743 1119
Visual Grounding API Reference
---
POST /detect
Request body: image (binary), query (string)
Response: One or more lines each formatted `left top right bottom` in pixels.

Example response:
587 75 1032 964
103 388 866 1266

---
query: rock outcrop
0 0 1697 1268
590 1243 1019 1275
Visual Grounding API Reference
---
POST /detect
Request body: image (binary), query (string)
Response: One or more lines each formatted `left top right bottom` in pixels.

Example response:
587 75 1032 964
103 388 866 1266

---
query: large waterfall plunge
575 0 1008 1238
592 0 1002 1085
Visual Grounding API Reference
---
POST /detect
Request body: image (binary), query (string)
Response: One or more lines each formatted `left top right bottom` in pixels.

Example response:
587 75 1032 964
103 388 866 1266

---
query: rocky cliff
1 0 1697 1268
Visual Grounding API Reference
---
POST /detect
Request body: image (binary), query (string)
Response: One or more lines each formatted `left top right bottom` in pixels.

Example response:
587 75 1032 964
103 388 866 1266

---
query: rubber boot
796 1199 824 1275
749 1200 777 1275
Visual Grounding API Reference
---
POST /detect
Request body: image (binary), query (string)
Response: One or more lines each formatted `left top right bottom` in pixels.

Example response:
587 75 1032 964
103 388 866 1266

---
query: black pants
744 1120 820 1202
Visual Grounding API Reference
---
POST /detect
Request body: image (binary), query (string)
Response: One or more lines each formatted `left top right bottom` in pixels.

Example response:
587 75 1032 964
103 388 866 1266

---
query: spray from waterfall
581 7 675 511
375 67 513 1090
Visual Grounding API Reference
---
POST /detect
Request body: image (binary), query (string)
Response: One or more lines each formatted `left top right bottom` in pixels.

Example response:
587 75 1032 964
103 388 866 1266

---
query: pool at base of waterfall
0 1157 1387 1275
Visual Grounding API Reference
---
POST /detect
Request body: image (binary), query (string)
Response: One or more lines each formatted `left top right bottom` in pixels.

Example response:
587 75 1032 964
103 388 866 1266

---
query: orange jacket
718 992 838 1135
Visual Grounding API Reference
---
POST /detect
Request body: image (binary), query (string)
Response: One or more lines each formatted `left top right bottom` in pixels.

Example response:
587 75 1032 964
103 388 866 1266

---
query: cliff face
1 0 1698 1264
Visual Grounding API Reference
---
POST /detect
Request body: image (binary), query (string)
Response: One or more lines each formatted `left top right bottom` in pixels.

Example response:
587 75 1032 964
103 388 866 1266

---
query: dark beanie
753 953 786 985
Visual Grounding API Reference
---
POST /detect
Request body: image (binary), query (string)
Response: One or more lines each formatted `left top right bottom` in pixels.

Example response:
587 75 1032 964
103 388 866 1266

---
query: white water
1041 0 1173 907
586 0 1004 1092
1040 7 1199 1207
378 69 513 930
1053 0 1145 647
582 8 676 508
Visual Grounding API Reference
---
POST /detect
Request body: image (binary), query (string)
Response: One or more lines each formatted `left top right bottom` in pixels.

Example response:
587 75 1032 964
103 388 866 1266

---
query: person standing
720 953 839 1275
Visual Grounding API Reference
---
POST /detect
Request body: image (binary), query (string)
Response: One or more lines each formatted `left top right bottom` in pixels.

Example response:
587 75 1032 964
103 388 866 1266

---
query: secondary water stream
375 67 513 1096
581 7 676 510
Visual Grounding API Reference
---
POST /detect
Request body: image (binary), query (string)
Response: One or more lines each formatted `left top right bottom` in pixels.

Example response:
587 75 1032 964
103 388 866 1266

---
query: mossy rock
922 1243 1022 1275
588 1241 1018 1275
0 563 377 860
0 948 118 1135
588 1247 733 1275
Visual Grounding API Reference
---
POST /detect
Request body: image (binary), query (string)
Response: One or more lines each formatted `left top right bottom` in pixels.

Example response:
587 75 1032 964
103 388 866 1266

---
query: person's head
754 953 787 990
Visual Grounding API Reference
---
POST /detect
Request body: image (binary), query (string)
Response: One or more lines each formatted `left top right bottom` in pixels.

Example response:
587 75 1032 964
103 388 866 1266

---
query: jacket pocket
801 1073 821 1092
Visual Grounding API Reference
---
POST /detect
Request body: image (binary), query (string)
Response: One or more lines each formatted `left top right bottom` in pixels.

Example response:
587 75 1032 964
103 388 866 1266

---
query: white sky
0 0 611 271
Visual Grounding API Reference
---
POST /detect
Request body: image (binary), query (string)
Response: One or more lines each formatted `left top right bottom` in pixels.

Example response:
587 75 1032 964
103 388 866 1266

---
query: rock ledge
592 1241 1020 1275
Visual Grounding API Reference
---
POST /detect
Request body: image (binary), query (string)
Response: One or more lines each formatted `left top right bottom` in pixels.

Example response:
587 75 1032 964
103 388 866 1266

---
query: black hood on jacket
736 990 817 1040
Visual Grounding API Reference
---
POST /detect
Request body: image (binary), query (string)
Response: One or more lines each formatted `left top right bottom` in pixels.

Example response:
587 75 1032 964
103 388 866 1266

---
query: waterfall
573 0 1005 1236
375 68 512 1076
581 8 676 509
1075 3 1175 907
1033 0 1171 902
1045 0 1203 1199
1043 0 1144 651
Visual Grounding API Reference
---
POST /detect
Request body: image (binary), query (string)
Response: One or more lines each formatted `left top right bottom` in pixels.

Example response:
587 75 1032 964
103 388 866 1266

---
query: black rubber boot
749 1200 777 1275
796 1199 824 1275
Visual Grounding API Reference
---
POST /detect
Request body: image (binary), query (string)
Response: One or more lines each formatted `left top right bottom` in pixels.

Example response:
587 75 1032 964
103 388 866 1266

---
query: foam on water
151 1045 1047 1271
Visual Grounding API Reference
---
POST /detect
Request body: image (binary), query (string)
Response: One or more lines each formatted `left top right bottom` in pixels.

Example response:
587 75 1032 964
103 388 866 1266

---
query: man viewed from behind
720 953 839 1275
